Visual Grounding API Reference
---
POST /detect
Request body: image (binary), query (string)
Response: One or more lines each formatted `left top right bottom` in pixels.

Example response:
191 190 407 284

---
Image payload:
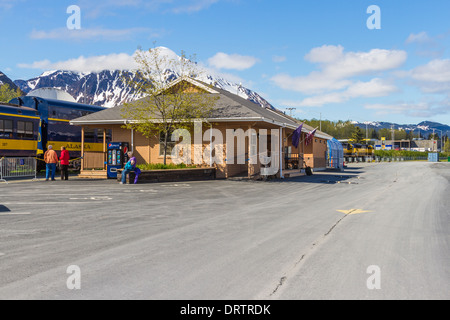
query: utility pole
391 124 395 142
319 112 322 132
432 128 436 152
286 108 296 117
366 122 369 143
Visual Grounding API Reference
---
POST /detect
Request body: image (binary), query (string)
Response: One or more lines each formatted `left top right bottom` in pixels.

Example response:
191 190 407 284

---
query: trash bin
305 166 313 176
448 157 450 162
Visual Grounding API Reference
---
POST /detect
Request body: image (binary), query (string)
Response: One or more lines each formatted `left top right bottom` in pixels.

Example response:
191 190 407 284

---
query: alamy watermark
66 265 81 290
170 121 281 176
67 5 81 30
367 5 381 30
366 265 381 290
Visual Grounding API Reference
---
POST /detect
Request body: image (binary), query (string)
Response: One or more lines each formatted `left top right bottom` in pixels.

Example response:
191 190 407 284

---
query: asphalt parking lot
0 162 449 300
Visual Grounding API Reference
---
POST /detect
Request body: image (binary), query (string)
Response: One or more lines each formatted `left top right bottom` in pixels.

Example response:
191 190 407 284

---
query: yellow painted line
48 118 70 122
337 209 373 215
0 112 39 120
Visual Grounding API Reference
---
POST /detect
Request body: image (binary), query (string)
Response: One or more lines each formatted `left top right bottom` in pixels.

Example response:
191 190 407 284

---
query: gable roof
70 78 332 139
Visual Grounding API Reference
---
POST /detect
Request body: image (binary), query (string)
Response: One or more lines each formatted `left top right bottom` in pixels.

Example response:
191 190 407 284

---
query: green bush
374 150 446 158
137 163 197 170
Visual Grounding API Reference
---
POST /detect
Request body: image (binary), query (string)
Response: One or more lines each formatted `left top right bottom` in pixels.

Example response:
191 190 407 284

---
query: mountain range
351 121 450 137
12 69 274 110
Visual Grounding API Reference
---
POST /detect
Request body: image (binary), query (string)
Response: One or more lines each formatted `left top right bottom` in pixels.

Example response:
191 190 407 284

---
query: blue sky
1 0 450 125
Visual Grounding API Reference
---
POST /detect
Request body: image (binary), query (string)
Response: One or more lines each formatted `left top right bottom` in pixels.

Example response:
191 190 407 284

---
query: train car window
0 120 3 131
4 120 13 132
17 121 25 133
25 122 34 138
17 121 34 138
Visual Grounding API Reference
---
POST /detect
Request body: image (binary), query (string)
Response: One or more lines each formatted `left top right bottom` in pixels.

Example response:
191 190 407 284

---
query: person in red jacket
59 146 70 180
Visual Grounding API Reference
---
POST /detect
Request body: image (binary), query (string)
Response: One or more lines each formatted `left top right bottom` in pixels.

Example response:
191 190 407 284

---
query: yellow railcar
341 143 374 162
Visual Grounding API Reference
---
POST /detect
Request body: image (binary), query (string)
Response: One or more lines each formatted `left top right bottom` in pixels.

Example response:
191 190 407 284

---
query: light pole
286 108 296 118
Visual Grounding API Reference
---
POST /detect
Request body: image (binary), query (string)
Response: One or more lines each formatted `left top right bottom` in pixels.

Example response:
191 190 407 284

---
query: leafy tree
351 126 364 143
298 119 356 139
0 84 21 103
121 46 217 164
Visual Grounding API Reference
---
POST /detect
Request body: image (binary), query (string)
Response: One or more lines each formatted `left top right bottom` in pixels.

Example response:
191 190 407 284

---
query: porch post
103 128 107 169
131 128 134 152
81 126 85 170
280 127 284 179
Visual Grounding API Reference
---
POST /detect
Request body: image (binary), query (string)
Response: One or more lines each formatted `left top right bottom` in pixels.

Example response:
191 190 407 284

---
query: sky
1 0 450 125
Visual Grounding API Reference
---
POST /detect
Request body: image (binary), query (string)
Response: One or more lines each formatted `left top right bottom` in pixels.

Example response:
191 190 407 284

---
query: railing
346 157 449 162
0 157 37 183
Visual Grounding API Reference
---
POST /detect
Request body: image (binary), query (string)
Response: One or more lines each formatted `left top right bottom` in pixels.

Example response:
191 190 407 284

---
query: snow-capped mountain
0 71 19 90
14 69 274 109
351 120 450 136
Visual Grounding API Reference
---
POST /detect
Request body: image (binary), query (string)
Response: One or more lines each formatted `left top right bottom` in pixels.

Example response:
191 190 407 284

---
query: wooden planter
117 167 216 184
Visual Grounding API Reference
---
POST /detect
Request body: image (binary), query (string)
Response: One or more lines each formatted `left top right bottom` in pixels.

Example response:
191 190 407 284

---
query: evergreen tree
371 129 379 140
351 126 364 143
443 137 450 153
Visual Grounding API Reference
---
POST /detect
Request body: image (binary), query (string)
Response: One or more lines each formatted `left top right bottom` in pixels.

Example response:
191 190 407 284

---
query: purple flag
292 124 303 148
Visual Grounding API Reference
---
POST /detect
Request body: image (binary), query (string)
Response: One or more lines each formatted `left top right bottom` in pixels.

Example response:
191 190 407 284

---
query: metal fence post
0 158 6 183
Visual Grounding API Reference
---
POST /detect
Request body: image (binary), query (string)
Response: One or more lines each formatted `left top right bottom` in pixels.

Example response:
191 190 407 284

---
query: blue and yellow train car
1 96 107 169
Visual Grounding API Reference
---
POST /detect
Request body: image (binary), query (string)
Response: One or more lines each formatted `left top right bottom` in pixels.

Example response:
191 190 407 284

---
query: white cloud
400 59 450 94
208 52 259 71
271 72 351 95
321 48 407 80
345 78 398 98
405 31 446 58
410 59 450 83
406 31 431 44
287 78 398 107
30 27 161 41
304 45 345 64
18 53 138 73
271 45 407 95
365 101 450 118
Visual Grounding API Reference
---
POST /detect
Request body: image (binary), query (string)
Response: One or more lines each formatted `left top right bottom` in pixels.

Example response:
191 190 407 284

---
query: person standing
44 145 58 181
60 146 70 180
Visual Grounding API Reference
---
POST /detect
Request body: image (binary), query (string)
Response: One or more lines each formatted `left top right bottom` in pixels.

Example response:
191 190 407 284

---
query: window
3 120 13 133
17 121 34 138
84 128 96 142
97 129 112 143
0 120 13 138
159 131 176 156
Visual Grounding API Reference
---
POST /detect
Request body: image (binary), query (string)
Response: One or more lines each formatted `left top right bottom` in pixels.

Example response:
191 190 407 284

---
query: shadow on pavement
279 167 365 184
